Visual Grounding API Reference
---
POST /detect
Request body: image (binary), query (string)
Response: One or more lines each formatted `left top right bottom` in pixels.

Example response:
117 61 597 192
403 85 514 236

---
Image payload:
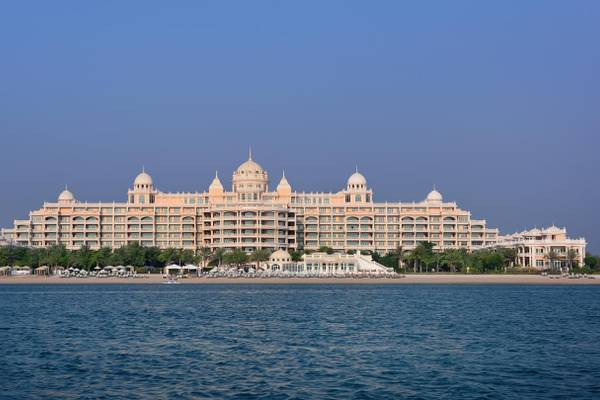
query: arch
224 211 237 217
127 216 140 222
182 216 194 222
141 216 153 222
360 216 373 222
416 216 428 221
86 216 98 222
73 216 85 222
443 216 456 221
306 216 318 223
401 216 414 221
45 216 57 222
346 217 359 222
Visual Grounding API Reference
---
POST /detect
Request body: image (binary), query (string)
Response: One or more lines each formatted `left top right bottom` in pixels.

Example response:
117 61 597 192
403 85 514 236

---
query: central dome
235 159 265 176
347 172 366 187
232 150 269 195
426 189 443 202
58 188 75 202
134 171 153 186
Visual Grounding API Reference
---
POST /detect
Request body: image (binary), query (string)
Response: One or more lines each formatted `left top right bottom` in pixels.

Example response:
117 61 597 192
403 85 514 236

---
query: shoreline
0 274 599 285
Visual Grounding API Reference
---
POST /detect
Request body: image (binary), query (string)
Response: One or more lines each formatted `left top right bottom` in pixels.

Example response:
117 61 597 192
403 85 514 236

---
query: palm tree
412 242 435 273
498 248 517 271
566 249 578 272
250 249 271 271
402 251 416 273
197 247 212 271
213 248 225 267
545 250 560 274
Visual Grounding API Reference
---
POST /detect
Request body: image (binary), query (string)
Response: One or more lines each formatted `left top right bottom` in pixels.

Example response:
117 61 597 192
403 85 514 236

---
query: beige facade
485 227 586 269
1 154 500 254
264 251 393 275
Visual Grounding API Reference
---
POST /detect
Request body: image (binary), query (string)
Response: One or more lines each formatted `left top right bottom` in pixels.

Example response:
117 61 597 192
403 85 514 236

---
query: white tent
164 264 181 274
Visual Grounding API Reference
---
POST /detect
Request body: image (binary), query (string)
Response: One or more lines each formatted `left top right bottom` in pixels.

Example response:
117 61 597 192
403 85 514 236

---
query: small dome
426 189 443 202
58 189 74 202
270 249 291 262
209 172 223 191
544 226 564 234
347 171 366 187
134 171 153 186
277 172 291 191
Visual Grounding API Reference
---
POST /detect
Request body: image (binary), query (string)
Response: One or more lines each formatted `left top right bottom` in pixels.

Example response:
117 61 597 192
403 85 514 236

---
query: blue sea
1 284 599 399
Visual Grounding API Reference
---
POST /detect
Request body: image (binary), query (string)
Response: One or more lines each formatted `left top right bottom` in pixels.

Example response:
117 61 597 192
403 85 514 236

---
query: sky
1 1 599 252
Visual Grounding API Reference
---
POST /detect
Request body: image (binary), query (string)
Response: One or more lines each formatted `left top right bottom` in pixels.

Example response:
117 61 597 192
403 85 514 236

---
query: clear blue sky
1 1 598 252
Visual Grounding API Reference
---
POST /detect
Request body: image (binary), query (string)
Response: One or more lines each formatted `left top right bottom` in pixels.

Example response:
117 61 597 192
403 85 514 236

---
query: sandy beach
0 274 598 285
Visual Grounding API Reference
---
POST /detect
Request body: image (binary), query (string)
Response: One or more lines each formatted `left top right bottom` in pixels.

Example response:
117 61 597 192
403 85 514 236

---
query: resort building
0 234 14 247
485 227 586 269
1 153 501 254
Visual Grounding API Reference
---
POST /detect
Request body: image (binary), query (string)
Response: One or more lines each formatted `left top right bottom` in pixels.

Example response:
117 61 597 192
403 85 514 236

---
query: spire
277 169 291 191
355 164 359 173
248 146 252 160
210 170 223 191
142 165 145 173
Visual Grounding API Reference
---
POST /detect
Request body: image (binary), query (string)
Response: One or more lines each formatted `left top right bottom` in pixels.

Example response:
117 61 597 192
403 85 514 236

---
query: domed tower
58 186 76 205
232 149 269 202
276 171 292 202
208 171 224 203
128 168 156 204
344 167 372 203
425 186 443 205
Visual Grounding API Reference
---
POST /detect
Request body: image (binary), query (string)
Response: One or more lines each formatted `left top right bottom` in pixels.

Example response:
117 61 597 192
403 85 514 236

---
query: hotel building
485 227 587 269
2 154 502 254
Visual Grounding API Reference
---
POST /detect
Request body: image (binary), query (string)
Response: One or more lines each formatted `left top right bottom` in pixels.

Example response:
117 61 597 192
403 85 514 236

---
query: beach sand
0 274 599 285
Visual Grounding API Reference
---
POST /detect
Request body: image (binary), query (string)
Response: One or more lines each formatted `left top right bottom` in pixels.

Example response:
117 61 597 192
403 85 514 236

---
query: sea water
1 284 599 399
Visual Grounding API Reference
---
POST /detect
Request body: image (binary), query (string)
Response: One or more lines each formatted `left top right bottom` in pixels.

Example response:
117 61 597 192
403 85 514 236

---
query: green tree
180 249 196 265
411 242 435 273
74 245 93 270
211 248 226 267
566 249 578 271
144 246 164 268
197 247 212 269
545 250 561 273
223 250 248 268
319 246 334 255
159 247 179 265
290 250 303 262
439 249 467 273
497 248 517 270
377 247 403 273
584 254 598 270
250 249 271 270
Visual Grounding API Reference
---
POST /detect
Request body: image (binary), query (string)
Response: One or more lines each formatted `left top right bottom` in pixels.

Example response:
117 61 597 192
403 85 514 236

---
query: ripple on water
0 284 599 399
